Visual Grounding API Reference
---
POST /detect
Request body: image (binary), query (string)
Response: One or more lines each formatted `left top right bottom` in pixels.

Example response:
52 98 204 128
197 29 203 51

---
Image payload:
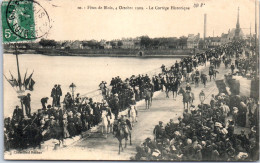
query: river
3 54 180 117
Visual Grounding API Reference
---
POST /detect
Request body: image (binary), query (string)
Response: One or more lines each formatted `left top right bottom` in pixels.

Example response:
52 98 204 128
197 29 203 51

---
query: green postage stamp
1 0 50 43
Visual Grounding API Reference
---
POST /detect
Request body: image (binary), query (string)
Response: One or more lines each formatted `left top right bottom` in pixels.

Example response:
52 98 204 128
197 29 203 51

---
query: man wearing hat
12 105 23 122
51 85 57 107
231 63 235 74
41 97 49 110
99 81 107 96
199 91 205 104
23 93 31 117
118 115 131 138
153 121 165 143
165 119 176 139
56 84 62 107
227 120 234 138
49 116 57 129
75 93 81 105
185 83 191 92
237 130 249 149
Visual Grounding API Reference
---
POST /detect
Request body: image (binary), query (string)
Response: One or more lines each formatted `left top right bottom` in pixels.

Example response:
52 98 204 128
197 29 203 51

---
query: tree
110 41 117 48
151 39 160 49
117 41 123 48
82 40 99 49
81 41 87 47
39 39 57 48
140 36 152 49
178 36 188 49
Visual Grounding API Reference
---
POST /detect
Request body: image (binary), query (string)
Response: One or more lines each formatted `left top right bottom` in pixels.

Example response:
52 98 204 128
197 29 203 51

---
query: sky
36 0 259 41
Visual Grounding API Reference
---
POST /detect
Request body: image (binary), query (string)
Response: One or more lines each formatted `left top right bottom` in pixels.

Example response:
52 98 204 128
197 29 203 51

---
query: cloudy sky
39 0 258 41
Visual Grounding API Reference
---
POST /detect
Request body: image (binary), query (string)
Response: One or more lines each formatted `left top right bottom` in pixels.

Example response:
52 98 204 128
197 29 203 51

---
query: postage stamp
2 0 50 42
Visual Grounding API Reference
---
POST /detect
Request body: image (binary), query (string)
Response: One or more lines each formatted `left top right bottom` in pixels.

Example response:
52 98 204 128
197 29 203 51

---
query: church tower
235 7 241 39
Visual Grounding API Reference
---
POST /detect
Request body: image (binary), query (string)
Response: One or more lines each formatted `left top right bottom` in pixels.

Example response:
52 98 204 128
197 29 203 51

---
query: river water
3 54 180 117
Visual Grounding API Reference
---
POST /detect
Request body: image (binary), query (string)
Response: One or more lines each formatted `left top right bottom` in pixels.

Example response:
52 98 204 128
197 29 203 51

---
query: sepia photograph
1 0 259 161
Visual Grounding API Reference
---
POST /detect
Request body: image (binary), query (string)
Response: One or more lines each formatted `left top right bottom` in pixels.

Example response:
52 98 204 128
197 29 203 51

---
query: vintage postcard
2 0 259 161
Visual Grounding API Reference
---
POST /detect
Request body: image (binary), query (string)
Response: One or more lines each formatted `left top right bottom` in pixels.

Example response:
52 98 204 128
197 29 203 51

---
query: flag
24 70 34 90
28 78 35 91
9 70 15 81
4 74 16 87
5 71 19 87
23 69 28 87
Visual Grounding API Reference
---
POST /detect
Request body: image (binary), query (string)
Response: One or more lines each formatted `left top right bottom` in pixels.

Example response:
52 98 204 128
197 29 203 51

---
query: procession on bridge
4 38 259 161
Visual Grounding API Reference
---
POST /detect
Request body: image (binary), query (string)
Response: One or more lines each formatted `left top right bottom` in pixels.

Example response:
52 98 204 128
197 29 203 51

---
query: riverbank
4 48 205 58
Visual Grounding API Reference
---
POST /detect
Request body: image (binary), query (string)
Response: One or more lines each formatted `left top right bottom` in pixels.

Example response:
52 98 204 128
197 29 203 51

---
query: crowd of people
134 93 258 161
134 40 259 161
4 49 212 151
3 66 160 150
4 40 259 162
233 57 258 78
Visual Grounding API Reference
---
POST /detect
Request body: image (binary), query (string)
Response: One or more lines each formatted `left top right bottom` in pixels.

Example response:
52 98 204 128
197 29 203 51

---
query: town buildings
187 33 200 49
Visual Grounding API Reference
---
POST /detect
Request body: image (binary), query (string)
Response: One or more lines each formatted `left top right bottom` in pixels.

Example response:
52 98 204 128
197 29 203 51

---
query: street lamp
69 83 76 101
199 91 205 104
17 90 26 118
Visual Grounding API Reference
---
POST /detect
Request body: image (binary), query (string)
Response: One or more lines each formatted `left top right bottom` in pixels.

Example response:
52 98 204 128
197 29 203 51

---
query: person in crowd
62 114 70 139
235 59 239 68
185 83 191 93
41 97 49 110
99 81 107 96
56 84 62 107
209 64 215 81
12 105 23 122
237 102 247 127
213 69 219 79
153 121 165 143
199 91 205 104
220 102 230 120
75 93 81 105
51 85 57 107
23 93 31 117
210 94 216 108
63 92 72 109
201 73 207 88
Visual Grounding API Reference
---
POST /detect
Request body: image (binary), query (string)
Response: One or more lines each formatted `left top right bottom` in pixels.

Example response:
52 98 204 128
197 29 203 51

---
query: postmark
2 0 50 42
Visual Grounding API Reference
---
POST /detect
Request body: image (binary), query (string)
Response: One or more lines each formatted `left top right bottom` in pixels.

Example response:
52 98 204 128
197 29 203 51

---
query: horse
194 75 200 87
107 113 115 134
128 105 137 127
101 111 108 137
178 87 194 109
100 110 116 136
170 80 180 100
144 88 152 109
201 74 208 88
114 120 132 154
185 73 191 83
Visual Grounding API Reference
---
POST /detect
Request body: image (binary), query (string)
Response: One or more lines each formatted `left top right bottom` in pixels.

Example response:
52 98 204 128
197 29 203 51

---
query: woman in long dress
62 115 70 138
